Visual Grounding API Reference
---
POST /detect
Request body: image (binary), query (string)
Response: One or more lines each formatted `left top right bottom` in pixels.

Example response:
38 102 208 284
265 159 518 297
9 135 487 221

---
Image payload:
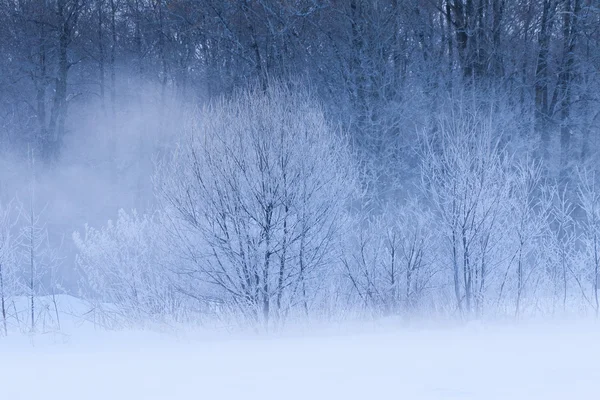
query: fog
1 0 600 379
0 80 178 292
3 2 600 398
3 299 600 400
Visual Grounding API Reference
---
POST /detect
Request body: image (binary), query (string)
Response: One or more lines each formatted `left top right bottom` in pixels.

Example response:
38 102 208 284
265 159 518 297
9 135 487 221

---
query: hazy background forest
1 0 600 334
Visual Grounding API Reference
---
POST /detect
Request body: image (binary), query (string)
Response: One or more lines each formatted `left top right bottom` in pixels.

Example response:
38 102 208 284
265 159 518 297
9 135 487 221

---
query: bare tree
577 168 600 316
74 209 177 327
421 101 512 318
507 160 547 317
0 199 19 336
342 200 437 316
18 151 54 332
19 194 49 333
542 185 584 313
156 85 356 329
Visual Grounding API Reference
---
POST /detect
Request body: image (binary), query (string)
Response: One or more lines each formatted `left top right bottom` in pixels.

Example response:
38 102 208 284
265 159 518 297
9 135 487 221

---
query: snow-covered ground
2 311 600 400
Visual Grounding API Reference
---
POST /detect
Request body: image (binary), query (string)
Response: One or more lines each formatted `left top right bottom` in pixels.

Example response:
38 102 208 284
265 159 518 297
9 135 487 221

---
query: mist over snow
2 304 600 400
1 1 600 398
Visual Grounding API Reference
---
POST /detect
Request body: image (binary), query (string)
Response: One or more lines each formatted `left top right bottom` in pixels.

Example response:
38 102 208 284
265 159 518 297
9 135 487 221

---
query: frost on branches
155 86 357 329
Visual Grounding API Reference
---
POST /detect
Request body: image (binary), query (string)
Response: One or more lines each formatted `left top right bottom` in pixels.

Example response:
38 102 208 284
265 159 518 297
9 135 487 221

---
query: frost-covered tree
73 209 176 327
505 160 548 317
0 199 19 336
540 186 583 313
421 103 512 318
18 152 56 333
156 85 357 329
342 201 437 316
577 169 600 316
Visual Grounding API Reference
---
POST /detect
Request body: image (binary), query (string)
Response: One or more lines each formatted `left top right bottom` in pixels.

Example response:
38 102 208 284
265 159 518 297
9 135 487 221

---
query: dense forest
1 0 600 332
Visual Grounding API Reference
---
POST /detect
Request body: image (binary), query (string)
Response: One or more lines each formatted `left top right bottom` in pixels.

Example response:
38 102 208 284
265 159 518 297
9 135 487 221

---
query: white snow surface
1 299 599 399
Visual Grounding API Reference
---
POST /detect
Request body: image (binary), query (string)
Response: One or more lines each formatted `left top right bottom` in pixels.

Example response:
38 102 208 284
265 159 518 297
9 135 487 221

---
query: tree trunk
452 225 463 315
535 0 554 162
109 0 117 127
30 223 35 333
558 0 580 184
594 233 599 317
97 0 106 116
0 262 7 336
276 204 289 323
48 0 80 161
515 243 523 318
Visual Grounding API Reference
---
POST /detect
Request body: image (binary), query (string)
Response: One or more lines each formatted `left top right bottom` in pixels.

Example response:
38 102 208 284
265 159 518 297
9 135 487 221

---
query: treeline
0 1 600 332
0 0 599 171
1 85 600 332
71 87 600 328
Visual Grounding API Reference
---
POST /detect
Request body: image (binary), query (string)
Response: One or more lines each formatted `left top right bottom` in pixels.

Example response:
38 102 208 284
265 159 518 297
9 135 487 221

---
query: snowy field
2 308 600 400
